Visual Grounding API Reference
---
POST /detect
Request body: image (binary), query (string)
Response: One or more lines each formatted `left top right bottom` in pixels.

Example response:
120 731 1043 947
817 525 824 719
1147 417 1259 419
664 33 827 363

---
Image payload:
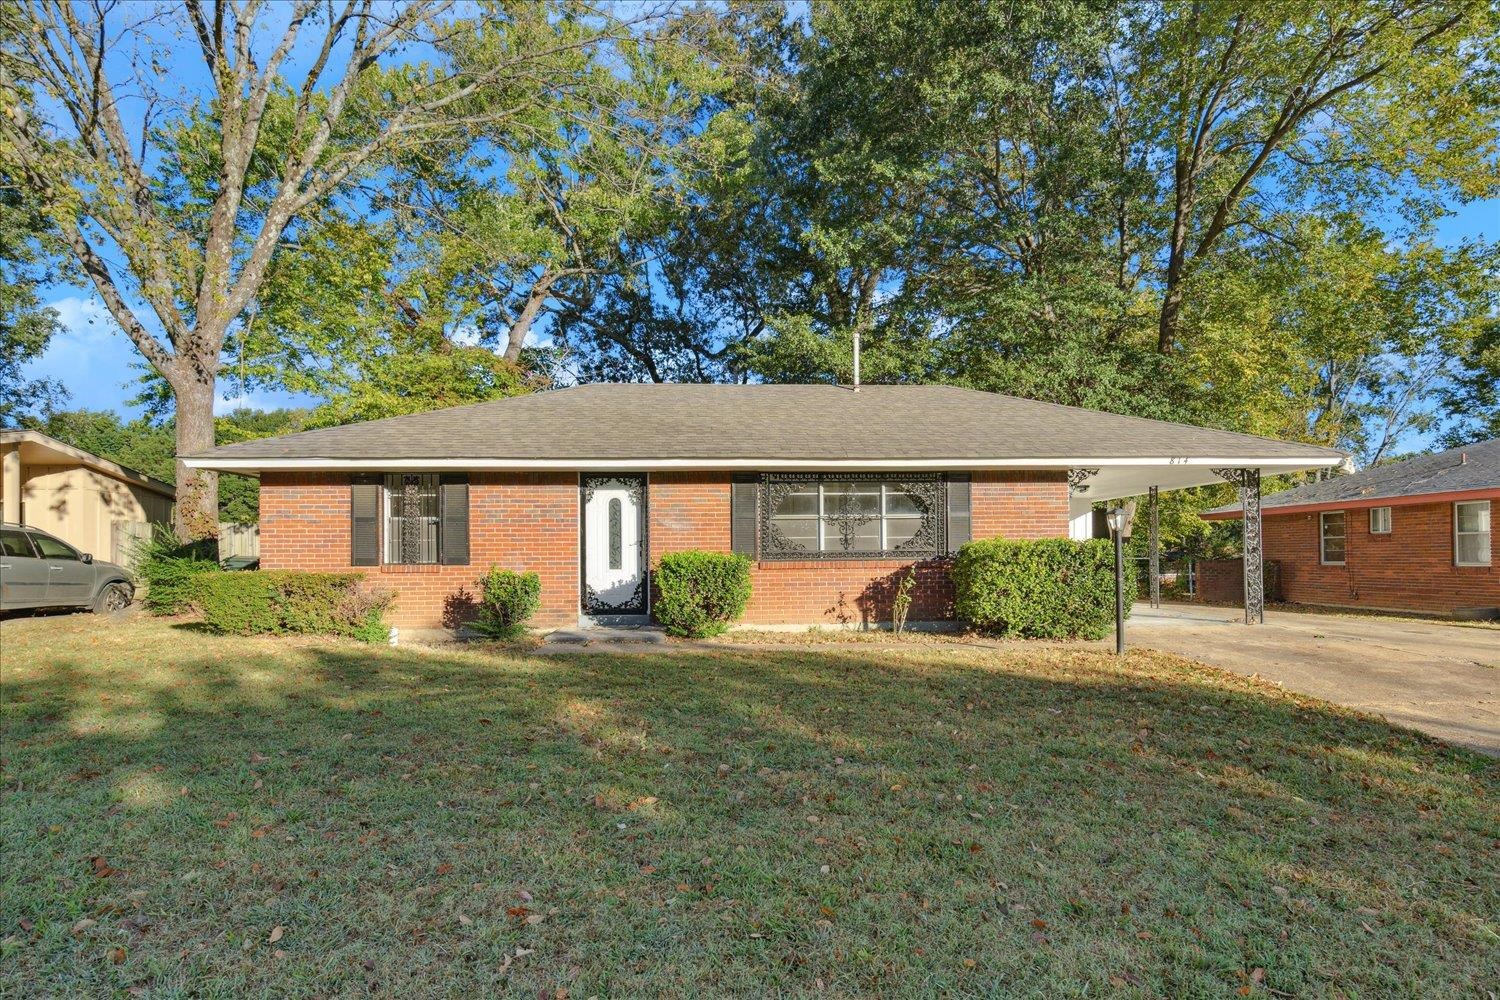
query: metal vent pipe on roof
852 328 860 391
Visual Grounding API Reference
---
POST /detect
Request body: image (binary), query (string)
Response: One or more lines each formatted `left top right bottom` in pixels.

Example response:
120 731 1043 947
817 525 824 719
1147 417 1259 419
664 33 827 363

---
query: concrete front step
540 627 669 650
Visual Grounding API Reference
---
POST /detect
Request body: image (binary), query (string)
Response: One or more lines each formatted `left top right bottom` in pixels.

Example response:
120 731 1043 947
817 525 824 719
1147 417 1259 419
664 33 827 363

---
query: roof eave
183 454 1344 474
1202 485 1500 520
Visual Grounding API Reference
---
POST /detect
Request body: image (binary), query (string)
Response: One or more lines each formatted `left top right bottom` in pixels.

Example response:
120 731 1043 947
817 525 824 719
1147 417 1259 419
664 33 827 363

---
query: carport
1067 459 1344 624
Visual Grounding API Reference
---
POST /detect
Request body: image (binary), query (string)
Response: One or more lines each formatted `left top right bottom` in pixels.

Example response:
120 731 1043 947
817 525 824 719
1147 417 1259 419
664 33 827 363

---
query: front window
29 533 79 561
384 473 439 564
1455 500 1491 567
1369 507 1391 534
1320 511 1346 565
762 475 942 559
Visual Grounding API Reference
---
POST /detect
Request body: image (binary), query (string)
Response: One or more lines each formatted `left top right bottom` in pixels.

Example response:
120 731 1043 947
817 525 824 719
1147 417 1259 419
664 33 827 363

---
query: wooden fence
217 522 260 560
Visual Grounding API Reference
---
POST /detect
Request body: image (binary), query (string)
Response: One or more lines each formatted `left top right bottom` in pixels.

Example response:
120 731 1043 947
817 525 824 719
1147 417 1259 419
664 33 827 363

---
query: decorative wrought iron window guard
759 473 945 560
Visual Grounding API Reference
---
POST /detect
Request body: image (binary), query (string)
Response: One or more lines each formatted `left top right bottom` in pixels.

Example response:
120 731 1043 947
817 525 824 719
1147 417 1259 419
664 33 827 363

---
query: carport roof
183 384 1343 482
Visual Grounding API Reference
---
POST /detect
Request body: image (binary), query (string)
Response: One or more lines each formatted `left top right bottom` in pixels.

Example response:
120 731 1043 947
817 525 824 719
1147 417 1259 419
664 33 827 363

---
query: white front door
581 475 647 616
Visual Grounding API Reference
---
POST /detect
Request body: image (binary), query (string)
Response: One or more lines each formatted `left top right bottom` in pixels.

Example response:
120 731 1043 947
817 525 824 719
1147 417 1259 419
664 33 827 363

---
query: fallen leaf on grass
89 856 119 878
71 919 96 935
110 947 126 964
268 926 284 944
435 863 453 876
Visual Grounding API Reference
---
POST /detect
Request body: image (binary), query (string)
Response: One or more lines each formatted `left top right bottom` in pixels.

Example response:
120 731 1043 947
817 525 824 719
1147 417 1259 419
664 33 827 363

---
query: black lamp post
1106 502 1135 655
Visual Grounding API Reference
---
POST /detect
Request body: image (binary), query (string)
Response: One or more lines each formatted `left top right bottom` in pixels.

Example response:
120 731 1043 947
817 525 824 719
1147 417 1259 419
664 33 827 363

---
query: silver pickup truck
0 522 134 614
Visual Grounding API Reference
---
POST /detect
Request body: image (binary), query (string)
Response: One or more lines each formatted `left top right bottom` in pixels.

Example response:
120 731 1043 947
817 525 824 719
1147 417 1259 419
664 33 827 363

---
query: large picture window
761 474 943 559
1455 500 1491 567
384 473 440 564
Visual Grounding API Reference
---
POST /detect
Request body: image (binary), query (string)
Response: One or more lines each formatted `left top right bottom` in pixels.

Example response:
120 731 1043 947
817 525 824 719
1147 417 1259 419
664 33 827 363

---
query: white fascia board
182 455 1343 472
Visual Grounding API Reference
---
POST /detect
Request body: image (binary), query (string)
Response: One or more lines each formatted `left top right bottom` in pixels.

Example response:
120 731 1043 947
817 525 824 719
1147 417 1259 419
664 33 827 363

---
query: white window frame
1319 510 1346 566
382 473 441 565
1368 506 1392 534
1454 500 1491 567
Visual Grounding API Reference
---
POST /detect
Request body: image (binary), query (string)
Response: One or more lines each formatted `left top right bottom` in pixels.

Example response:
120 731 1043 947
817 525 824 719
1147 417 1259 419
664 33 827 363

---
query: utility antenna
852 327 861 391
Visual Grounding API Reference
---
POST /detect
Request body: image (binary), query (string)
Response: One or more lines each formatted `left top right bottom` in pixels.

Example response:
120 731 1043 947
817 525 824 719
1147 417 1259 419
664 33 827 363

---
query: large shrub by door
653 550 753 638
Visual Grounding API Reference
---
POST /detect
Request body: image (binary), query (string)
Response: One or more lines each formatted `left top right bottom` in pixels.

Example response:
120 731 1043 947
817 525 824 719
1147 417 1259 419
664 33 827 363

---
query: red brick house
184 384 1341 631
1203 438 1498 618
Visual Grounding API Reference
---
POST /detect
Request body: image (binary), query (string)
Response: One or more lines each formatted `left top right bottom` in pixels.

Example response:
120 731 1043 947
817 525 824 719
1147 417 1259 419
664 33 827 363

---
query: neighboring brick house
1203 438 1499 618
184 384 1341 631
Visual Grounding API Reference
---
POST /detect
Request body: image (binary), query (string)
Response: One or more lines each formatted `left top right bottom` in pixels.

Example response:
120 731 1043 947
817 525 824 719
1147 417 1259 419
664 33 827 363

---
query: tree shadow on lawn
2 638 1496 998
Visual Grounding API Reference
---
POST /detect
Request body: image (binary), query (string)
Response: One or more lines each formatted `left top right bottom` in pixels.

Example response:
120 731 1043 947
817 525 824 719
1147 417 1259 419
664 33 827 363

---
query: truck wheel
92 582 133 615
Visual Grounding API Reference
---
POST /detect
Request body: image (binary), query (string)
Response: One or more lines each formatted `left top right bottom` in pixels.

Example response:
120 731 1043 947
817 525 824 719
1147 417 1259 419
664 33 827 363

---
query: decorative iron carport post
1211 468 1264 624
1147 485 1161 608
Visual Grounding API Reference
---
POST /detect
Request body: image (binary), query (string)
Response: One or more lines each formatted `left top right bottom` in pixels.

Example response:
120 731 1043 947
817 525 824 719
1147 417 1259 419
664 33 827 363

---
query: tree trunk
173 373 220 543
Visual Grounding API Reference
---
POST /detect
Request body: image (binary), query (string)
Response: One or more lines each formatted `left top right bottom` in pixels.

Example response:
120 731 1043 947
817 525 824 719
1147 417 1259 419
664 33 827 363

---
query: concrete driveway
1125 603 1500 755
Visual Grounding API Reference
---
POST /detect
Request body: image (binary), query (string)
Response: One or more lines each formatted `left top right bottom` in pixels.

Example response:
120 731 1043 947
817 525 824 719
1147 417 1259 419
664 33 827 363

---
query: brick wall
649 470 1069 626
1262 498 1498 615
259 471 579 629
260 469 1071 630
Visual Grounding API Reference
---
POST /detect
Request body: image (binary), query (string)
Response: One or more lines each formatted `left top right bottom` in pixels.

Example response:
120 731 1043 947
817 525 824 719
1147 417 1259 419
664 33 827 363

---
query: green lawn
2 616 1495 998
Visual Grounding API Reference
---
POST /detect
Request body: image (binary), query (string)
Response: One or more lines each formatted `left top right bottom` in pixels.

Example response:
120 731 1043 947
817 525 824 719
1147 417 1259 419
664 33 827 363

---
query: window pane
1457 533 1489 565
773 490 819 518
886 517 923 548
1 529 35 558
884 489 921 517
770 517 818 552
1322 511 1345 537
823 482 879 516
824 517 880 552
1457 502 1489 533
1323 539 1345 561
30 534 78 560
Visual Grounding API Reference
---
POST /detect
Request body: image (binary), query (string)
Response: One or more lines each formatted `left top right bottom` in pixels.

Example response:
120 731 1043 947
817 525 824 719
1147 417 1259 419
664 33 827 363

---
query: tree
0 181 66 425
0 0 668 538
1134 0 1499 353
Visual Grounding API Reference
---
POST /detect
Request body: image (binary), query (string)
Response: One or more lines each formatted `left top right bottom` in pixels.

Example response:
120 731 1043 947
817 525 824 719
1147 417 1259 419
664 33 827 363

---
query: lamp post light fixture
1106 502 1136 656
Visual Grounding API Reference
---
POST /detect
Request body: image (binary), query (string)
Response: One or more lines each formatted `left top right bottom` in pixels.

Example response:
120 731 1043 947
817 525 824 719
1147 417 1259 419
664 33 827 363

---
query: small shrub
952 537 1134 640
131 528 222 615
654 550 753 638
195 571 394 641
891 568 916 634
471 568 542 639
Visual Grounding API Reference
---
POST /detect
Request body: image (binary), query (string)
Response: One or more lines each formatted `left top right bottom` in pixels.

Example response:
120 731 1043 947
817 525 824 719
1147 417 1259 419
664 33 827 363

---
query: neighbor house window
1369 506 1392 534
761 474 942 559
384 473 439 564
1454 500 1491 567
1319 510 1346 565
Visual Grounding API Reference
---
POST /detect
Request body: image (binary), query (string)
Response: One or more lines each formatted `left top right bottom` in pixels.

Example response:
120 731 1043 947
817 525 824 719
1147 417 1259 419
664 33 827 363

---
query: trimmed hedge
952 537 1134 640
195 571 393 642
133 530 222 615
653 550 753 638
471 568 542 639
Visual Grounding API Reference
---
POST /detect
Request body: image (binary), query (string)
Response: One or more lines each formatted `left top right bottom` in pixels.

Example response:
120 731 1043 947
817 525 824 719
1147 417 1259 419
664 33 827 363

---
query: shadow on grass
2 631 1496 997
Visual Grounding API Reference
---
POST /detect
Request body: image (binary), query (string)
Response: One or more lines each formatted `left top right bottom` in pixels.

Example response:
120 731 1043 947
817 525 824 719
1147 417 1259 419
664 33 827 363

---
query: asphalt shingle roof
187 383 1345 465
1209 437 1500 514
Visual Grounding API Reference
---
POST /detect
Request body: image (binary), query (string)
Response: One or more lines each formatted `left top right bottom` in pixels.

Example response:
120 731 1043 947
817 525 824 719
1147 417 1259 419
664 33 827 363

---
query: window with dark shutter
439 474 470 565
731 474 758 557
350 475 381 566
945 473 971 554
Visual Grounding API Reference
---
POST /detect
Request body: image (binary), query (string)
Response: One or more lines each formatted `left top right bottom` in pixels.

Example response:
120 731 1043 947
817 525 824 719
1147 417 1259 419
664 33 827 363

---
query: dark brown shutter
439 474 470 565
945 473 971 554
351 474 381 566
731 473 758 557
